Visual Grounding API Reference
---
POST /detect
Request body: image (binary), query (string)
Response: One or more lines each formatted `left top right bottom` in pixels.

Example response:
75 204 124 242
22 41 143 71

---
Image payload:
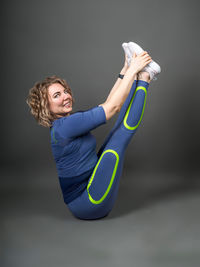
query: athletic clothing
50 106 106 203
59 169 93 204
50 80 149 219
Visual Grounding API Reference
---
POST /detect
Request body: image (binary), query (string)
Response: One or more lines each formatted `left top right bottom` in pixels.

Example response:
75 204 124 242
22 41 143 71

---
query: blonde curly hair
26 75 73 127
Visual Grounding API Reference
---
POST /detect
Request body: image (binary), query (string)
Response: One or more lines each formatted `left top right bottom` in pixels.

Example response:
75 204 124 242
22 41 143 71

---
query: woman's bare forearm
106 66 128 102
100 51 152 121
106 67 137 111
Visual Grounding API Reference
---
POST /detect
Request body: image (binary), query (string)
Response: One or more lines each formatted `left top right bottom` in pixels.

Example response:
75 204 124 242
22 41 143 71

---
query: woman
26 42 161 220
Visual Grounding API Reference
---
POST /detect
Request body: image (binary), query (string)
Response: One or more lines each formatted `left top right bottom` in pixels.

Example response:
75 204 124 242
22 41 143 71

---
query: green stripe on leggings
123 86 147 130
87 149 119 205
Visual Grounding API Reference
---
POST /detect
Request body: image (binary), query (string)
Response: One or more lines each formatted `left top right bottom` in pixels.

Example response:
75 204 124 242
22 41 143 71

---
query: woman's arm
106 54 129 103
100 52 151 121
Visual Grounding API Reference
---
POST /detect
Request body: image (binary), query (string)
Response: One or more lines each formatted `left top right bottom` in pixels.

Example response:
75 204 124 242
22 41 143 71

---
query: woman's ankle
137 71 150 83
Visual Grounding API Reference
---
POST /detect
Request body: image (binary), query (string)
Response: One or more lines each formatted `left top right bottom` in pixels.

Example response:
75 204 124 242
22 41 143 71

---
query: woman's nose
63 93 68 100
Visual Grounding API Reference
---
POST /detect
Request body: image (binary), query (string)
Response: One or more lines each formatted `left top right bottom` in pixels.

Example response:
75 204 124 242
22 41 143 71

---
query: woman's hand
120 53 129 74
123 53 129 70
129 51 152 73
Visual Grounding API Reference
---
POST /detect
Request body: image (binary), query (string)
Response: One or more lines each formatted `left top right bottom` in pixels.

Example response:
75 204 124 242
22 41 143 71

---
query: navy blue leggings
68 80 149 219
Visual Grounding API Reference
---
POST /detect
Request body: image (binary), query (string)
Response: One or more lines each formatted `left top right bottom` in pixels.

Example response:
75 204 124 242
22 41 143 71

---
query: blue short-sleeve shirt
50 105 106 203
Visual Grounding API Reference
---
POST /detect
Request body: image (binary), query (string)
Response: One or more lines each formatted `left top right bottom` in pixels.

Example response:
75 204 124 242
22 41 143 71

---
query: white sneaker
128 41 161 80
122 42 132 66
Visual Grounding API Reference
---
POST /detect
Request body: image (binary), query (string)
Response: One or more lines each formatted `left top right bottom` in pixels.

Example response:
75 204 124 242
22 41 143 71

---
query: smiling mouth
63 101 71 108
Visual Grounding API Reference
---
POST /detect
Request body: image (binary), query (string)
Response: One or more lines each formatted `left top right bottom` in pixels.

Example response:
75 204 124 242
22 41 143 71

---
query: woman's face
48 83 73 117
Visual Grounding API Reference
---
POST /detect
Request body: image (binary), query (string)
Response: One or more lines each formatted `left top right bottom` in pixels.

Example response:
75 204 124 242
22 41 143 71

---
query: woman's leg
97 79 138 157
97 72 150 157
68 78 150 219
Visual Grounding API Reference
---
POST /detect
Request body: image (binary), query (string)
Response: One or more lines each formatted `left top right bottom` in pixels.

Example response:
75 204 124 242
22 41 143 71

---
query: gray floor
1 167 200 267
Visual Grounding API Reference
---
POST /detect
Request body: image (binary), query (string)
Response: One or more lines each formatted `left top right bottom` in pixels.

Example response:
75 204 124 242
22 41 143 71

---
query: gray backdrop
1 0 200 173
1 0 200 267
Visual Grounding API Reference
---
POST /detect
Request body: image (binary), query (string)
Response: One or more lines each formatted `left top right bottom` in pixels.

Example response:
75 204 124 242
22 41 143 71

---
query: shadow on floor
108 171 200 219
1 170 200 221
